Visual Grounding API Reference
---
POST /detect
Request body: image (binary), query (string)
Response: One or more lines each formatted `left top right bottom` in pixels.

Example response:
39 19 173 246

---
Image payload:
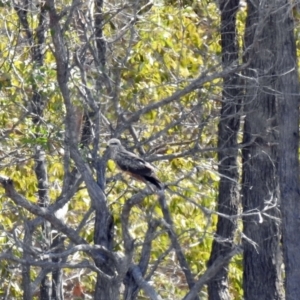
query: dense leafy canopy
0 0 297 299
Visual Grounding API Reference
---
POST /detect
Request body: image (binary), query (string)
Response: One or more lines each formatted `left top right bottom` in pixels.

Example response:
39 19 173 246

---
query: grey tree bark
45 0 119 298
14 2 51 299
0 0 250 299
241 1 283 299
275 1 300 299
207 1 241 299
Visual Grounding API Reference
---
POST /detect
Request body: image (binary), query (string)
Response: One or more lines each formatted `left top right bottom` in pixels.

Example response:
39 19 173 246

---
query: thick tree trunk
207 1 240 299
241 1 283 299
275 1 300 299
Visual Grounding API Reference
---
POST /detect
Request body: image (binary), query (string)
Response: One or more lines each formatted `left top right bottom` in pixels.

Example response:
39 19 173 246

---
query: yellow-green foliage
0 0 245 298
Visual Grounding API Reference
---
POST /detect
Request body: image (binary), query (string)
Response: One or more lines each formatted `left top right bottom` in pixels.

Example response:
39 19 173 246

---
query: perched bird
107 138 163 190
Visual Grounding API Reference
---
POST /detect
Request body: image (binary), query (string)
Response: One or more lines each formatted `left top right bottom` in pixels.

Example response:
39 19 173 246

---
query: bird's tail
144 176 164 190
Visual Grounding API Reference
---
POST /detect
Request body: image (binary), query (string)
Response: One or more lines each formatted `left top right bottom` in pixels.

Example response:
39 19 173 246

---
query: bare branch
0 175 86 245
157 192 198 298
183 246 242 300
129 264 163 300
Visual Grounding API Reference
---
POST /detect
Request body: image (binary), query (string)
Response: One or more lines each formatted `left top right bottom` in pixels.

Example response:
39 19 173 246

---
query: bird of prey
107 138 163 190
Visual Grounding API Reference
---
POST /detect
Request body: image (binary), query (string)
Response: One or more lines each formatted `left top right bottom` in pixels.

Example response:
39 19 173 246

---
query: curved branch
157 192 198 298
183 246 242 300
0 175 86 246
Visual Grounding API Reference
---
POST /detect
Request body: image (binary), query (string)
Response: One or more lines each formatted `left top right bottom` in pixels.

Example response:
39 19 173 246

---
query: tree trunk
51 235 65 300
241 1 283 299
207 0 240 299
14 3 51 298
275 1 300 299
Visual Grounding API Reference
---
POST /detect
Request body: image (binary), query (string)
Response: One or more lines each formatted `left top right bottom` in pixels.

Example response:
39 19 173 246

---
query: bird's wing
115 150 155 176
114 148 163 190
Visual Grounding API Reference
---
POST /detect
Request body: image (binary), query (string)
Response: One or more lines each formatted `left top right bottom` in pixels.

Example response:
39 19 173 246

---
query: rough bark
207 0 241 299
241 1 283 299
275 1 300 299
